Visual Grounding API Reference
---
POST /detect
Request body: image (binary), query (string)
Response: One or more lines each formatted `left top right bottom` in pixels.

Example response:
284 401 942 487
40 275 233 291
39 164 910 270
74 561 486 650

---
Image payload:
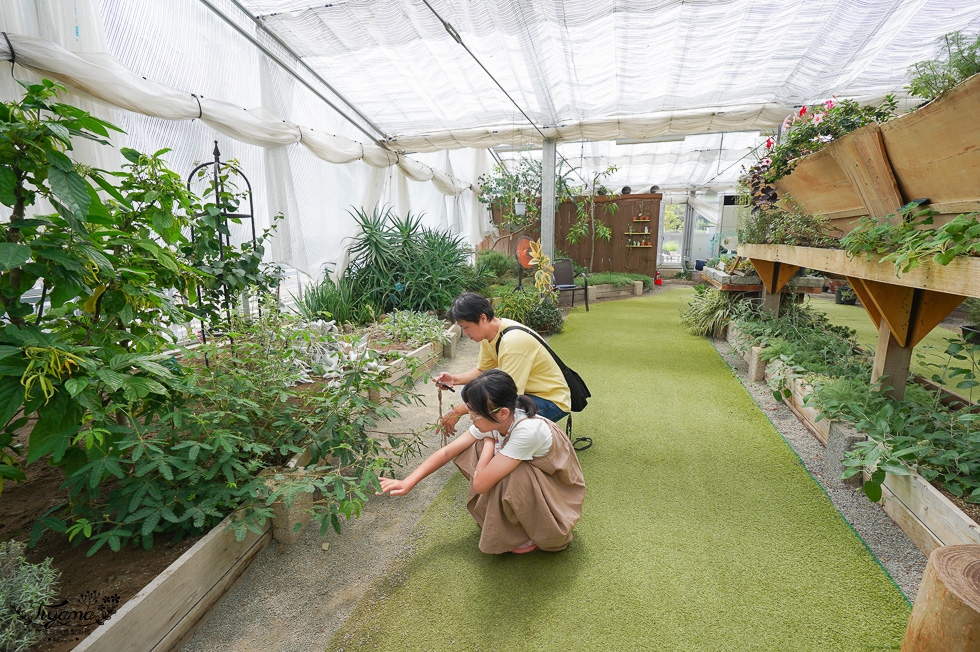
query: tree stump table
903 544 980 651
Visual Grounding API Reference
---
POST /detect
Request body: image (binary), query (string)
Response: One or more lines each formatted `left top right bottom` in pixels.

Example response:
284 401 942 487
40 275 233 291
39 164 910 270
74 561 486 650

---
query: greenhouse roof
240 0 980 159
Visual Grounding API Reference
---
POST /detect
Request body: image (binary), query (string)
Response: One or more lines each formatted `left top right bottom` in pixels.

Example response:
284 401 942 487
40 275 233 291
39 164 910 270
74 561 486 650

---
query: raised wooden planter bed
773 72 980 235
72 326 462 651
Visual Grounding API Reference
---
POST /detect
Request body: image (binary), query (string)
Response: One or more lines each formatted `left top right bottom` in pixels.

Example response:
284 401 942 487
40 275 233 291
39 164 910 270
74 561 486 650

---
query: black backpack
496 325 592 450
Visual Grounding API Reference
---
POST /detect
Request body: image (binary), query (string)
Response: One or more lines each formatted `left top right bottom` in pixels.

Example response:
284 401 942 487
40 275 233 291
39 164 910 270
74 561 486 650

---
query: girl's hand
377 476 413 496
439 411 461 436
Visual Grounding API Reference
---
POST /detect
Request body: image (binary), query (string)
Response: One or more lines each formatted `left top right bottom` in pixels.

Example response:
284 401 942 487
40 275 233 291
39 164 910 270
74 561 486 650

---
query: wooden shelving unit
739 243 977 399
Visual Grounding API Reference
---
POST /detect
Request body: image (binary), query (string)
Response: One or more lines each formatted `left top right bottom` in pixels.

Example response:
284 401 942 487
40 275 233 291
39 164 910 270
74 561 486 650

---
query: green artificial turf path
329 289 911 651
811 299 975 394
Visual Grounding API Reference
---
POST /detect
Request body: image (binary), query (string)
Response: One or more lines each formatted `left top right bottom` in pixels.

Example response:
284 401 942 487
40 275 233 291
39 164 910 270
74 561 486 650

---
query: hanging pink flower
811 112 825 124
824 99 834 110
760 157 772 167
798 106 807 117
765 137 775 149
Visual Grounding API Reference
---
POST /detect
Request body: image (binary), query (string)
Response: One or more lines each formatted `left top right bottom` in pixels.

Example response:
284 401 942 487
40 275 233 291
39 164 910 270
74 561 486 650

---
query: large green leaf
48 167 91 224
0 167 16 207
27 390 84 464
0 375 25 427
0 243 32 271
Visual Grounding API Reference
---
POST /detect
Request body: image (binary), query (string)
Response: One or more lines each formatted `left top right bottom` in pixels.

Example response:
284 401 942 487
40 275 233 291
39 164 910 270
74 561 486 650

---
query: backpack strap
495 325 569 373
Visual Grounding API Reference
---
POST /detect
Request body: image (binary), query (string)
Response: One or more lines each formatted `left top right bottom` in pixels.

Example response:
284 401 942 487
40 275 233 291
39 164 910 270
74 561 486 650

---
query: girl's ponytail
516 394 538 417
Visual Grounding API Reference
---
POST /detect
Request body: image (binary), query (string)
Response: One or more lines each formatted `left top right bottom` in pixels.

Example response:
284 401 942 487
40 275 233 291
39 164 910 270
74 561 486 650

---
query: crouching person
378 369 585 554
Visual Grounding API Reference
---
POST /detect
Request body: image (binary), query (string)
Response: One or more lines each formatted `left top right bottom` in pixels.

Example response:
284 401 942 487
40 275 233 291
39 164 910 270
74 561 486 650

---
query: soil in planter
934 483 980 528
0 421 200 652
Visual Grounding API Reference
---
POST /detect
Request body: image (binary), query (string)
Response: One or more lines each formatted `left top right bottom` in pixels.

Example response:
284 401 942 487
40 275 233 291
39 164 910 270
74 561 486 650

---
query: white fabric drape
0 32 477 195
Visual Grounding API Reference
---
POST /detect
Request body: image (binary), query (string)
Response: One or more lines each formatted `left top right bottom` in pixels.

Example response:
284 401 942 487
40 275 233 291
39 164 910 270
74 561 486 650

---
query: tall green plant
0 81 203 491
344 206 483 318
566 166 617 271
907 31 980 101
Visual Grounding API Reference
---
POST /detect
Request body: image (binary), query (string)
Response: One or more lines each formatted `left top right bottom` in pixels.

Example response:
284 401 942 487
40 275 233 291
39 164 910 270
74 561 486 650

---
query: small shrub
476 249 518 279
372 311 449 348
675 269 693 281
495 289 544 325
0 541 60 652
525 301 565 334
680 287 741 338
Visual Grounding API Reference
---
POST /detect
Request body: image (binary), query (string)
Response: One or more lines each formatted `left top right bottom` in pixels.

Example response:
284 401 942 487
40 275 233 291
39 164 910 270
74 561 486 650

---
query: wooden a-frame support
848 279 964 399
749 259 801 315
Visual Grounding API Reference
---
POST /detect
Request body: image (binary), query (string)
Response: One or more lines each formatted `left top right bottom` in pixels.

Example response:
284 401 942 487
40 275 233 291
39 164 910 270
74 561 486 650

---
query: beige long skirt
453 417 586 554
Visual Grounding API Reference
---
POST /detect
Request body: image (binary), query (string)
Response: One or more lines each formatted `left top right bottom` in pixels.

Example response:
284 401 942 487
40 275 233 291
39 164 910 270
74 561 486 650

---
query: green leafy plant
0 540 60 652
38 312 425 555
674 269 693 281
907 31 980 101
679 286 741 338
566 166 617 271
525 300 565 334
495 288 562 330
369 311 450 349
475 249 518 279
662 241 679 252
343 207 482 319
737 199 840 248
842 206 980 274
477 157 578 234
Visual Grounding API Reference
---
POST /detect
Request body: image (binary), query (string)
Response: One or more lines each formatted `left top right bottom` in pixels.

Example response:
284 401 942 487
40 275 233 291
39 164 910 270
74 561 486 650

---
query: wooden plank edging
74 516 271 652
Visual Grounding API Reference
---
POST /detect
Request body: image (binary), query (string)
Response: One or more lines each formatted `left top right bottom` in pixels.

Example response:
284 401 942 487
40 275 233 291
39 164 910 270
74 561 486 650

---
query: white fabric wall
0 0 492 279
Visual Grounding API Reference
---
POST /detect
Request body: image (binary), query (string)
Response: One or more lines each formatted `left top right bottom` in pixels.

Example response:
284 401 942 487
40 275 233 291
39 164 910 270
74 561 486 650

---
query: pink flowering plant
752 95 897 184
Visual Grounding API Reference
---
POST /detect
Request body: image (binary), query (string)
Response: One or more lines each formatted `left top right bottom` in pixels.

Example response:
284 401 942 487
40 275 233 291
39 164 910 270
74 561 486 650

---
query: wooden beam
871 320 913 399
847 277 881 329
761 286 780 316
858 279 915 347
908 289 966 348
738 244 980 299
749 259 800 294
749 258 776 293
826 124 904 219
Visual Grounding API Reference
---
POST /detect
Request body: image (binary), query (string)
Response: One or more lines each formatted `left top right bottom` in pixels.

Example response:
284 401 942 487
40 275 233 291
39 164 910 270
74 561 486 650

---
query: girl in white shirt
379 369 585 554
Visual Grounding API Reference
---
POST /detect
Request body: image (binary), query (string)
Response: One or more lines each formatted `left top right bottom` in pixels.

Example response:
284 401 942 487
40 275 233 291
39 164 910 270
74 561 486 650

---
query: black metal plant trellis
186 141 258 346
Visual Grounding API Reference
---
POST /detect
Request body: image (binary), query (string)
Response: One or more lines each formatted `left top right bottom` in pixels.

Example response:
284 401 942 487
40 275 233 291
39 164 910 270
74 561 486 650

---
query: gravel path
183 285 925 650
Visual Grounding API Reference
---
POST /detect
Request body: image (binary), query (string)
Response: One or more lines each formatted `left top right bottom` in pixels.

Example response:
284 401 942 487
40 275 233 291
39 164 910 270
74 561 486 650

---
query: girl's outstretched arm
378 430 477 496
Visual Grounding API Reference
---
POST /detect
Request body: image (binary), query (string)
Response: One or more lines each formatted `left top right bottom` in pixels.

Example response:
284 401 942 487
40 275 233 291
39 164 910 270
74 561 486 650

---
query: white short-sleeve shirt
469 409 553 460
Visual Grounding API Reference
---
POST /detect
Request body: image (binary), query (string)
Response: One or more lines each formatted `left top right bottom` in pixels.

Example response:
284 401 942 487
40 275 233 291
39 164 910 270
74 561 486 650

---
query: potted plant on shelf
834 281 858 305
961 298 980 342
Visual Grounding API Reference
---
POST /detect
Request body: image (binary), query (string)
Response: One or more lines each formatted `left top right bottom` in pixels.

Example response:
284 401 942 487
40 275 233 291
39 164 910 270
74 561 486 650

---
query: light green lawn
328 289 910 651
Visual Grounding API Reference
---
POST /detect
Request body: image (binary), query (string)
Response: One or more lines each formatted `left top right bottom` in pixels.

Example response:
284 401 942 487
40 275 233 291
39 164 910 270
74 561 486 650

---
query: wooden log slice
903 544 980 651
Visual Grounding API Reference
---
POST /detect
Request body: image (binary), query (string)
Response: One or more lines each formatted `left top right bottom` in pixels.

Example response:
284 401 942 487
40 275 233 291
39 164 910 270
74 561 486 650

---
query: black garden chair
553 258 589 312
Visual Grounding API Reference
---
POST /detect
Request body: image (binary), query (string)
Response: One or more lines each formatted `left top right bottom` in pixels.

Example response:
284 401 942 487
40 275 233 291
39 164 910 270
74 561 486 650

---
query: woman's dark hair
449 292 494 324
462 369 537 421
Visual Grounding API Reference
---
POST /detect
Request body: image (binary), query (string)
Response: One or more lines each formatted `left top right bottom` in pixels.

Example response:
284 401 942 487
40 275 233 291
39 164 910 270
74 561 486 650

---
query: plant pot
834 288 857 305
962 326 980 343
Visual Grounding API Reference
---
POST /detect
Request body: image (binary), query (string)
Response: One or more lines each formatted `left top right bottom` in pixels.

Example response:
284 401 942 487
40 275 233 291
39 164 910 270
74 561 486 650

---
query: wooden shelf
738 244 980 299
627 245 654 248
632 218 651 222
623 232 651 236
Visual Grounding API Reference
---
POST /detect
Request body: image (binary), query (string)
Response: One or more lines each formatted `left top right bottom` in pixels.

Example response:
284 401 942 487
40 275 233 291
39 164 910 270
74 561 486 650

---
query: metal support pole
541 138 557 262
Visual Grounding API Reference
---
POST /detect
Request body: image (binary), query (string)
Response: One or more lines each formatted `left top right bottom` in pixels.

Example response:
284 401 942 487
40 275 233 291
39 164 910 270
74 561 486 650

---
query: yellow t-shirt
477 318 571 412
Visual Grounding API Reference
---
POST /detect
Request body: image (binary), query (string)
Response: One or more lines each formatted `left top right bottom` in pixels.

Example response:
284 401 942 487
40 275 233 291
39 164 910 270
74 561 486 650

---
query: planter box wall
75 515 270 651
772 73 980 231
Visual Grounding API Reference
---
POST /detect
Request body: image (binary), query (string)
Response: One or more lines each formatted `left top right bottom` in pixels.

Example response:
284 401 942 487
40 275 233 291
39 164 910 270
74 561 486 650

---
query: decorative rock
748 346 766 382
903 544 980 651
321 542 330 551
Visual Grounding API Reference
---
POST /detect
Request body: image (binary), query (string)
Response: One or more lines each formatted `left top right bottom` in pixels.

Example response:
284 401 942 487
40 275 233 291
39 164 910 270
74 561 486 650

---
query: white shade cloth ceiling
240 0 980 159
